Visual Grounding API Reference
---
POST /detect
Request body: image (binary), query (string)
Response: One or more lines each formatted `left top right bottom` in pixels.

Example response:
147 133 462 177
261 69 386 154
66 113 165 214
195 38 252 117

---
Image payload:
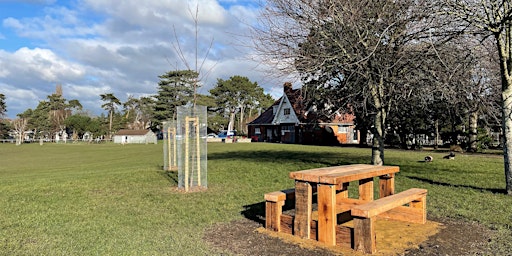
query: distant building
247 82 359 145
113 129 157 144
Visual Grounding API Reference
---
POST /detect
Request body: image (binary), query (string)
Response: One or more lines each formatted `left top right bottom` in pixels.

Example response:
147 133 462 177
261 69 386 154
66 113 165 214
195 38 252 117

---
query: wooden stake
185 117 190 192
193 117 201 186
172 127 177 168
167 127 171 170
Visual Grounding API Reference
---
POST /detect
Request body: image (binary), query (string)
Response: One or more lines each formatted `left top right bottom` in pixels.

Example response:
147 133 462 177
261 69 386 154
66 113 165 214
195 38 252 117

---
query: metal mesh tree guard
177 105 207 191
162 121 177 171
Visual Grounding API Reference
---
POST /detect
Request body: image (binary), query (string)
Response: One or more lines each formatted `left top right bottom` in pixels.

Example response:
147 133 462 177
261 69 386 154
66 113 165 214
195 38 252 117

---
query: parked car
207 133 218 138
217 130 236 139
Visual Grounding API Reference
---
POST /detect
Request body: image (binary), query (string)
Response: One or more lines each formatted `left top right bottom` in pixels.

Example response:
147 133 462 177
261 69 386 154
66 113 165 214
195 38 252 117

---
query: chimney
283 82 292 94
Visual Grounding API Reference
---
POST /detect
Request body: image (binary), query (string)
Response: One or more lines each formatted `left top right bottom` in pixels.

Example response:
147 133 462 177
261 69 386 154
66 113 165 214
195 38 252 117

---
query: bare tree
253 0 436 165
441 0 512 194
170 4 215 107
12 118 27 146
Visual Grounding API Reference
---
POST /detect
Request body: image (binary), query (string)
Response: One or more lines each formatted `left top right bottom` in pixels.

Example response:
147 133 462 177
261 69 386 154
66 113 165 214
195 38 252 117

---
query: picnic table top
289 164 400 185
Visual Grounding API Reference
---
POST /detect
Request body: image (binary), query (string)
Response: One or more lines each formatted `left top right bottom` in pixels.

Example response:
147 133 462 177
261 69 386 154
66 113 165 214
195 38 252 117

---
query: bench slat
351 188 427 218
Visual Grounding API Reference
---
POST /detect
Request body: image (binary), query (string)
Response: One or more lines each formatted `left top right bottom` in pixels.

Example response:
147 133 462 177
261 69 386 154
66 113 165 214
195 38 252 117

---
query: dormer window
284 108 291 115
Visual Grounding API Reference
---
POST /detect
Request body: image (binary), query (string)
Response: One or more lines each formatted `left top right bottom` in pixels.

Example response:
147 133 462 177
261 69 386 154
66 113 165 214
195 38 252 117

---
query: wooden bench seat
264 189 296 232
351 188 428 254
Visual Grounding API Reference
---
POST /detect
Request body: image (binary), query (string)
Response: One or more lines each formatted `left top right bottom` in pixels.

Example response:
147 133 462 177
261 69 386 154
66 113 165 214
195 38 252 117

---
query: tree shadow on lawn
404 175 506 194
158 170 179 186
208 149 369 166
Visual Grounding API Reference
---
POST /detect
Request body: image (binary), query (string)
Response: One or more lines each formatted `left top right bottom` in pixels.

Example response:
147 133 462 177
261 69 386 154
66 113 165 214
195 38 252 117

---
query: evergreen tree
153 70 197 124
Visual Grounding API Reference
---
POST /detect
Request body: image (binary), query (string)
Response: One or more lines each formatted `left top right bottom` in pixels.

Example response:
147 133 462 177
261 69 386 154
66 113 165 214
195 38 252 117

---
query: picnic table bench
264 164 427 254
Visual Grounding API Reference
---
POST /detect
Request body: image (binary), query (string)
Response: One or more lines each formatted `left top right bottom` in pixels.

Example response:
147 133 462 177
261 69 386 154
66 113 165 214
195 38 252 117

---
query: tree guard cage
177 105 207 191
162 121 178 171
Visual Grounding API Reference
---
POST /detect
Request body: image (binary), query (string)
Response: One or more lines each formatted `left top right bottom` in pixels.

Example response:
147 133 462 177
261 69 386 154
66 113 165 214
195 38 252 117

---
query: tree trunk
496 31 512 195
468 110 478 152
239 105 245 134
434 119 439 150
228 111 235 133
359 127 368 147
109 110 113 139
502 86 512 195
369 79 386 166
371 109 385 166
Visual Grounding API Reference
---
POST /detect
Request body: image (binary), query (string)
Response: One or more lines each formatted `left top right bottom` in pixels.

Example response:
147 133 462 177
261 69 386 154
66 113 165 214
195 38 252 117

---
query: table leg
317 184 336 246
359 178 374 201
294 181 312 239
379 173 395 198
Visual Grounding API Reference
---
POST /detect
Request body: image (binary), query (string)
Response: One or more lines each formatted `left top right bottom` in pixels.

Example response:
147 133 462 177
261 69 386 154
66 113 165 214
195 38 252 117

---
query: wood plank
289 164 370 181
294 181 312 239
280 214 294 235
265 201 274 231
359 177 374 201
351 188 428 218
354 217 376 254
379 173 395 198
319 166 399 184
317 184 336 246
336 198 366 213
265 200 285 231
283 212 353 247
264 191 286 202
336 225 354 248
377 205 425 224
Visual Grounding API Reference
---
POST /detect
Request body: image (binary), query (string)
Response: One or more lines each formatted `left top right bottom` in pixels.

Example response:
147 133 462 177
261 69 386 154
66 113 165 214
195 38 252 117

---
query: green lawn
0 142 511 254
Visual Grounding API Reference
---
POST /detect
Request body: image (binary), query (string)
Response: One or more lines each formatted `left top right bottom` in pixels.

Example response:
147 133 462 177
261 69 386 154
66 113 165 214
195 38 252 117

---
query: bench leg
354 217 376 254
410 194 427 224
266 200 284 232
294 181 312 239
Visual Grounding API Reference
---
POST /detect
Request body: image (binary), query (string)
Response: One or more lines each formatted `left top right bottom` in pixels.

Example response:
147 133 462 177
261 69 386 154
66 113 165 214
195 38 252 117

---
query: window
255 128 261 135
282 125 294 132
338 125 348 133
284 108 291 115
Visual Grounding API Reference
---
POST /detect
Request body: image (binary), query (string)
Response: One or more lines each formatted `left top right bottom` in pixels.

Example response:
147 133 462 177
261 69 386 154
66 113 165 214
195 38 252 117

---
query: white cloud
9 47 85 82
0 0 281 118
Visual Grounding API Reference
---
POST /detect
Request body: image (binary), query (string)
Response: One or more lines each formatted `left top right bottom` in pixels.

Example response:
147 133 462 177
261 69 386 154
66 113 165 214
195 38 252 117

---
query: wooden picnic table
289 164 400 246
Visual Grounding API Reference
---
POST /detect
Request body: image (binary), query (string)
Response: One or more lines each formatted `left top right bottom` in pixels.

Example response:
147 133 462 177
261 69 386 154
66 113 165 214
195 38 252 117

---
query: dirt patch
204 217 494 255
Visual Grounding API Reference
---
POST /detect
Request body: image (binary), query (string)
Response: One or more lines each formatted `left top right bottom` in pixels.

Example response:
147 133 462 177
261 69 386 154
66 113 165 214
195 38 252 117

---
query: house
247 82 359 145
113 129 157 144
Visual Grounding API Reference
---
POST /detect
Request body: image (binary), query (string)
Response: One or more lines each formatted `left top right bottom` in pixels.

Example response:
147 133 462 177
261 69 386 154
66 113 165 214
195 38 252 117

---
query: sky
0 0 286 119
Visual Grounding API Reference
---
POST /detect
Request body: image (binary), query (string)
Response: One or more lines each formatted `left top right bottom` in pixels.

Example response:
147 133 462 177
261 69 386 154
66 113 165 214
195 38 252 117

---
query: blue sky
0 0 284 118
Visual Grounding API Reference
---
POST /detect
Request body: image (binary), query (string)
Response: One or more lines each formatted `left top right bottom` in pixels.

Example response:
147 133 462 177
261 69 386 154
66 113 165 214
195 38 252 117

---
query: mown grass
0 142 511 255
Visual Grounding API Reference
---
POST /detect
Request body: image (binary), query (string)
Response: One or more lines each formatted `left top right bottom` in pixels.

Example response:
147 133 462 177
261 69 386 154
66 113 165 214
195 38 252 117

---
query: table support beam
359 178 374 201
379 173 395 198
317 184 336 246
294 181 312 239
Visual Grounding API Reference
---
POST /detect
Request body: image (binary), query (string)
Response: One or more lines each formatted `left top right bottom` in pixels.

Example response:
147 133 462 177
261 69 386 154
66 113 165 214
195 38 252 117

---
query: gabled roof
249 83 303 125
248 82 356 126
115 129 153 136
248 103 276 125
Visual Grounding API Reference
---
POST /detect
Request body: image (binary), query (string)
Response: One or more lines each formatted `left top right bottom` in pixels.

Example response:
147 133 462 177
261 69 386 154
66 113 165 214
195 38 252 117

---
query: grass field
0 142 511 255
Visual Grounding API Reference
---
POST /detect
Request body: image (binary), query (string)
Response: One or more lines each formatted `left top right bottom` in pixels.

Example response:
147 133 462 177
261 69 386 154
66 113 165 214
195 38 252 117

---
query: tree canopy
153 70 198 125
210 75 273 134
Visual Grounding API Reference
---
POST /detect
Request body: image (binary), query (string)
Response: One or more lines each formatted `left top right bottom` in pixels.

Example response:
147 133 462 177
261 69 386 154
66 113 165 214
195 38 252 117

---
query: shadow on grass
241 198 298 226
157 170 179 186
405 176 506 194
242 202 266 225
209 149 369 166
